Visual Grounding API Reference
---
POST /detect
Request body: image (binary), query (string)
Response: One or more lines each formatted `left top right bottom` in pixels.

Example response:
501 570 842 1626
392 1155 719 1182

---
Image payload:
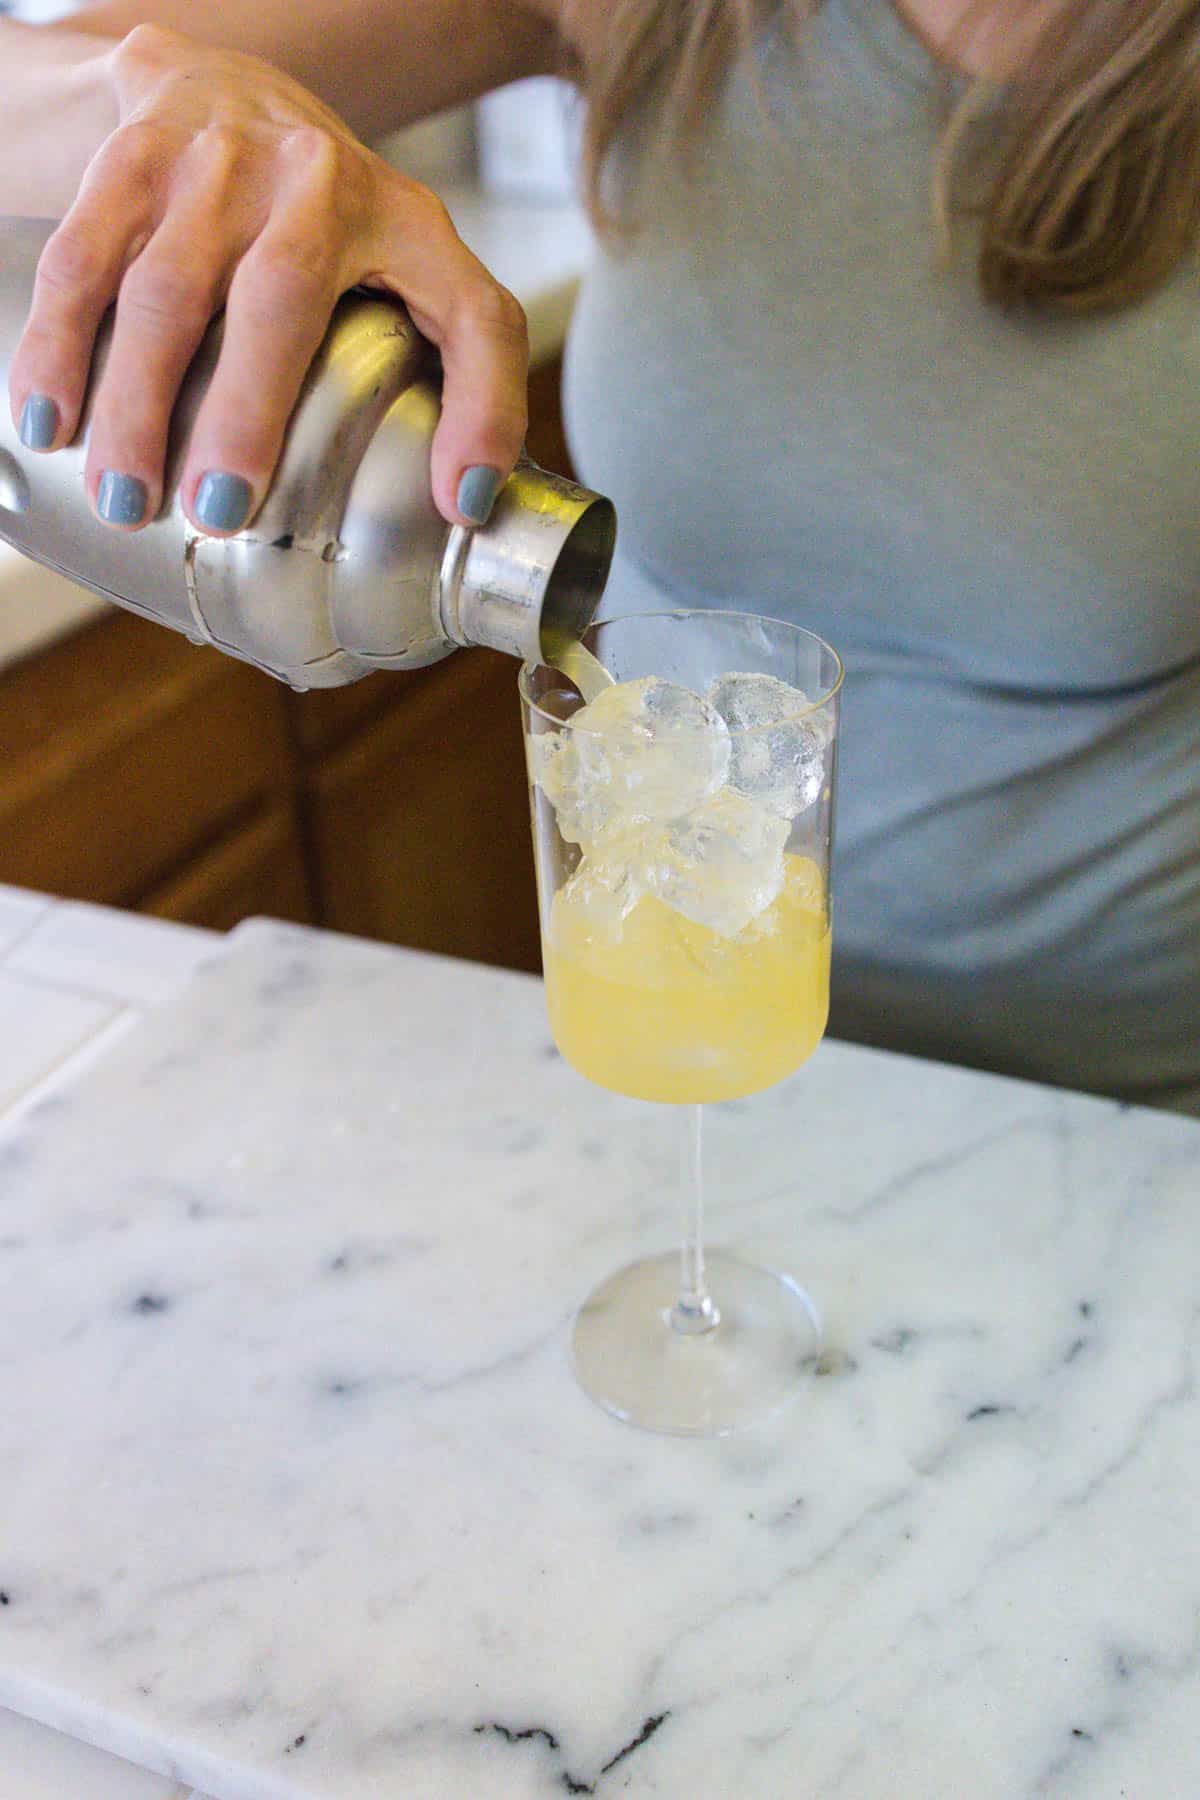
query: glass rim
518 608 845 733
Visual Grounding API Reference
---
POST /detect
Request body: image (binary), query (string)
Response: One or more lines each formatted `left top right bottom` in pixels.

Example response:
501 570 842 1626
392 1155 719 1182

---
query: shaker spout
441 461 617 665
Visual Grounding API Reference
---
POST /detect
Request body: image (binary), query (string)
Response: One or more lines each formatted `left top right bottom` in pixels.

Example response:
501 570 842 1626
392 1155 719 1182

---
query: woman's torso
563 0 1200 1110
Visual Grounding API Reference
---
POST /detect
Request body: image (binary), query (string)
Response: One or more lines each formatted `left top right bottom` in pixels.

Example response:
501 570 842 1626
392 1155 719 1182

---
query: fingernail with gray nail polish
195 471 253 533
97 471 148 527
457 465 502 526
19 394 59 451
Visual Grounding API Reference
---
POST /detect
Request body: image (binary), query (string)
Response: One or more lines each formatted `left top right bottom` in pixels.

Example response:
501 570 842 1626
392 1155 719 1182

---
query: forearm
0 22 121 217
58 0 564 141
0 1 563 219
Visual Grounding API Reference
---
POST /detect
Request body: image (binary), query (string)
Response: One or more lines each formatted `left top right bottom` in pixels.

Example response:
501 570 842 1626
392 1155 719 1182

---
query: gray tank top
563 0 1200 1113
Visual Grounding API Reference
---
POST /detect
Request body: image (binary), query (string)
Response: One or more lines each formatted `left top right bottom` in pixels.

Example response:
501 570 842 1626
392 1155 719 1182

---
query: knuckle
121 258 216 334
37 228 108 300
191 122 243 178
478 406 528 452
114 22 182 72
493 284 528 337
13 318 74 370
239 238 336 309
197 423 267 472
379 171 457 247
281 126 341 184
99 119 172 184
448 381 528 450
406 181 454 238
489 388 530 441
457 278 528 346
286 130 372 231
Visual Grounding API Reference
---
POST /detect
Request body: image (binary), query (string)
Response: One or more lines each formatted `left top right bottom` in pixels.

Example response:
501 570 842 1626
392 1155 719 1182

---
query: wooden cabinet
0 358 573 971
0 608 293 905
142 800 315 931
0 609 541 969
306 648 541 971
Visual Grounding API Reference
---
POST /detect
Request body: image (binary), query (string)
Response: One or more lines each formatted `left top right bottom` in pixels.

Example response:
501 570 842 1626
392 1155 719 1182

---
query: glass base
570 1249 822 1437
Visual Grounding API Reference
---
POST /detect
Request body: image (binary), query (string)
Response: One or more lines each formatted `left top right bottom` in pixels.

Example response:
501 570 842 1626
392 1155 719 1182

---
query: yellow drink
544 854 829 1104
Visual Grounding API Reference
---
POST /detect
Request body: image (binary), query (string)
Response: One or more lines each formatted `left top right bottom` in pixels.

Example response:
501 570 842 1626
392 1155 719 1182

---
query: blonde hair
566 0 1200 314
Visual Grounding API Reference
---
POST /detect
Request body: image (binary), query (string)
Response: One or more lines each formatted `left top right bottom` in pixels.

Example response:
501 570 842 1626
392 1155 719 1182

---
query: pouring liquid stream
549 638 615 704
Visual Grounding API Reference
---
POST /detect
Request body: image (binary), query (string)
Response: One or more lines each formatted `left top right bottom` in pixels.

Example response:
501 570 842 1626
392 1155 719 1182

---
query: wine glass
519 610 842 1436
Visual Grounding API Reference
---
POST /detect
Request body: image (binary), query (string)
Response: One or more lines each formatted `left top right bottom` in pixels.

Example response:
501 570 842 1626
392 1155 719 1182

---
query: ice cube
527 731 590 838
705 672 832 822
532 676 731 845
560 845 645 939
649 788 789 937
526 731 619 846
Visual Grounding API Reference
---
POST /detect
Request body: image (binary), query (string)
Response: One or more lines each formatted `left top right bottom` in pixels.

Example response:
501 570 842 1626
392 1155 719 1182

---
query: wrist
1 22 123 217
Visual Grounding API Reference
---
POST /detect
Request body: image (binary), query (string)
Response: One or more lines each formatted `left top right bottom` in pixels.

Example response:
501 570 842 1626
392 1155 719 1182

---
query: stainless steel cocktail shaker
0 217 615 689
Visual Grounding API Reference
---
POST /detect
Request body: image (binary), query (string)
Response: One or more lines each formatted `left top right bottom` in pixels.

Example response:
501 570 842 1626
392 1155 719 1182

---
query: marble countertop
2 887 1199 1800
0 886 217 1799
0 183 590 675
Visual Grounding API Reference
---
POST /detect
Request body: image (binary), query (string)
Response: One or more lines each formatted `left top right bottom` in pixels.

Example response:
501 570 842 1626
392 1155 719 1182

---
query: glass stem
670 1103 721 1335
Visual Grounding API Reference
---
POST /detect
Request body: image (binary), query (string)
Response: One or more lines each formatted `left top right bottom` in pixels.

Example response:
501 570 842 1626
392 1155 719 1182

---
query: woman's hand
7 23 529 533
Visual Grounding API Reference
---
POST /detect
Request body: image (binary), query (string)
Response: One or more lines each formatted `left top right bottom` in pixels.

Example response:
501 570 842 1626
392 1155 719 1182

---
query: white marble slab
0 886 53 960
0 916 1198 1800
6 901 216 1010
0 1706 197 1800
0 892 224 1800
0 967 117 1114
0 892 217 1138
0 1006 144 1134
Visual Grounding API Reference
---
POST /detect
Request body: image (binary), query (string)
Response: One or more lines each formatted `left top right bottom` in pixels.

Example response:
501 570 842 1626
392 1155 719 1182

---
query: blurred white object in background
375 105 477 188
475 78 582 203
1 0 78 17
